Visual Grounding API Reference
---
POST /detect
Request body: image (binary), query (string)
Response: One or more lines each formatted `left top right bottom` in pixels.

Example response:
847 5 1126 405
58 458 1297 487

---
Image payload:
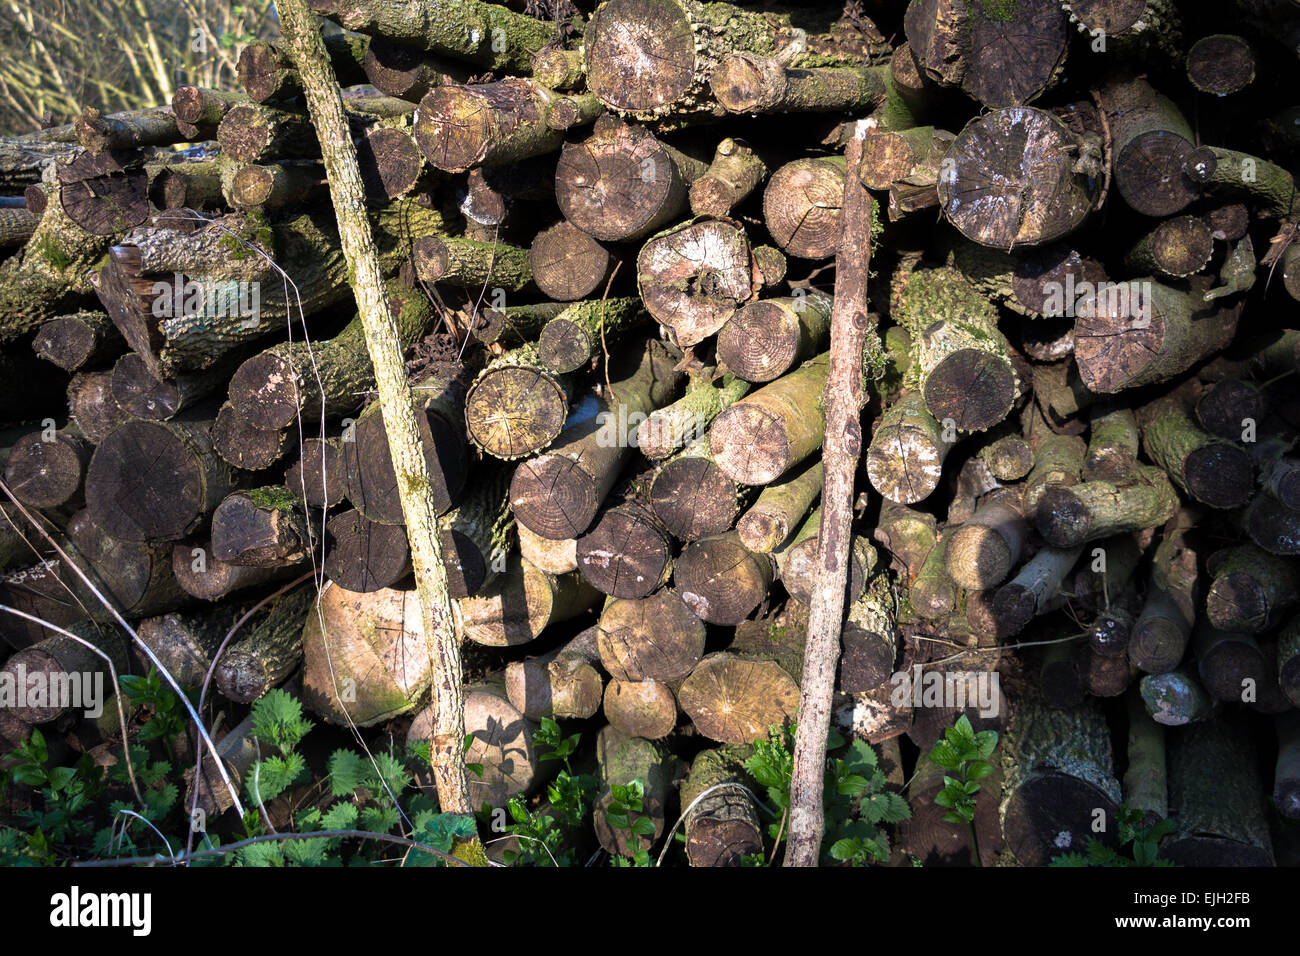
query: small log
675 530 774 626
413 235 532 291
212 403 296 472
1186 34 1256 95
999 691 1122 866
1196 379 1262 443
1131 511 1198 676
603 679 677 740
536 297 647 373
1279 618 1300 709
837 573 899 694
1139 391 1253 509
636 371 750 461
226 161 325 209
865 390 953 505
938 107 1098 249
236 32 370 103
637 218 754 348
763 156 846 259
1163 717 1274 866
509 338 682 539
172 540 305 602
110 352 227 421
211 487 312 568
455 555 599 647
3 428 91 510
323 509 410 593
357 127 424 200
777 509 876 607
74 106 187 152
32 310 124 372
0 621 128 722
85 417 234 542
736 458 822 554
471 301 565 348
1035 465 1178 549
1125 215 1214 279
171 87 247 139
689 138 766 218
217 103 320 163
1123 689 1168 825
1205 544 1300 634
1022 418 1085 513
1140 664 1217 726
593 727 671 859
528 221 613 303
1098 76 1198 217
1082 407 1140 482
717 290 831 384
531 46 585 91
873 500 937 582
910 529 956 619
944 491 1027 590
648 435 749 541
363 35 459 101
679 745 762 867
555 115 708 243
413 78 600 172
992 545 1082 636
187 712 259 817
596 589 707 683
214 583 314 704
504 627 604 721
858 125 953 190
711 57 892 115
285 438 348 509
710 352 828 485
516 523 577 575
1195 624 1269 704
137 600 258 690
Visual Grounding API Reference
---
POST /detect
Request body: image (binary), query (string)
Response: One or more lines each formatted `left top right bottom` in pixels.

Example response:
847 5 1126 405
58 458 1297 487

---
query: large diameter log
1075 281 1242 395
509 338 683 539
214 584 314 704
717 291 832 383
301 582 431 726
709 352 828 485
596 589 707 683
637 218 753 348
1035 465 1178 549
465 342 572 460
678 651 800 745
211 487 312 568
1205 545 1300 634
675 530 774 626
455 555 599 647
648 435 749 541
0 622 128 723
137 600 255 690
865 390 953 505
217 104 319 163
85 418 235 543
505 627 604 721
323 509 410 593
679 745 762 867
409 677 542 810
413 78 599 172
110 352 229 423
3 428 91 510
555 115 707 242
363 35 460 101
237 33 369 103
999 691 1122 866
594 727 672 859
937 107 1098 249
1162 718 1275 866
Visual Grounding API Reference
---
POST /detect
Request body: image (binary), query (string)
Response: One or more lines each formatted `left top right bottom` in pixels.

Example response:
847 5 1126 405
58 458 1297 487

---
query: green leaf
327 750 367 796
966 760 995 781
928 741 962 771
974 730 998 760
321 801 358 832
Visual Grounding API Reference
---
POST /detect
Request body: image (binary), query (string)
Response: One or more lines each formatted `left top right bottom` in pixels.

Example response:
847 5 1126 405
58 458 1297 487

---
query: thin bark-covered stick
276 0 482 865
786 121 876 868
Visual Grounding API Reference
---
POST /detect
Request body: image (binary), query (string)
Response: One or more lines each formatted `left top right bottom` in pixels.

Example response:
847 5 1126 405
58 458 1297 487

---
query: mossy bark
636 371 750 461
536 296 647 374
214 584 314 704
680 744 762 867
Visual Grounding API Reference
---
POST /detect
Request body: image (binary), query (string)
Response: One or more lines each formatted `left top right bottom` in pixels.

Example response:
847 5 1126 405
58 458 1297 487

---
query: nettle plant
495 718 599 867
926 714 998 866
744 722 911 866
1050 804 1178 867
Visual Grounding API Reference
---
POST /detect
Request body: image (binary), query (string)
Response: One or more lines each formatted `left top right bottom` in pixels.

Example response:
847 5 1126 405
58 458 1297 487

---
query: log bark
679 744 762 867
454 554 599 647
214 583 314 703
636 371 749 461
172 540 306 602
736 458 822 554
536 297 647 373
593 726 671 859
689 138 766 218
211 486 312 569
865 389 953 505
504 626 604 721
1138 390 1253 509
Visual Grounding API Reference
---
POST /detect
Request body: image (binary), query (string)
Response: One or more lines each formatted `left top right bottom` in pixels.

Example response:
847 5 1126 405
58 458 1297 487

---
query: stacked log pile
2 0 1300 867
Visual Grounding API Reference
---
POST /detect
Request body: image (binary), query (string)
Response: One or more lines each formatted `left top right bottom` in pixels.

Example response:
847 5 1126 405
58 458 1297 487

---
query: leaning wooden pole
785 121 876 867
277 0 484 866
